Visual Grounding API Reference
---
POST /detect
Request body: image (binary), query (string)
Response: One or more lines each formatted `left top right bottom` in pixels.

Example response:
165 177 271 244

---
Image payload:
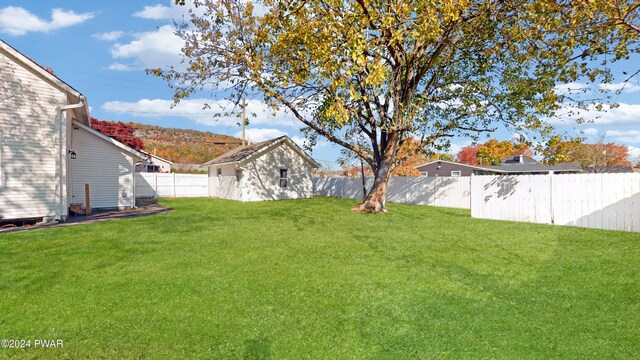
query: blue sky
1 1 639 168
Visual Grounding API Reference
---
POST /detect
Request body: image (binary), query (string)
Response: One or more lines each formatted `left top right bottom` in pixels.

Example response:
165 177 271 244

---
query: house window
421 171 428 177
235 169 242 181
217 168 222 177
279 168 288 188
451 170 462 177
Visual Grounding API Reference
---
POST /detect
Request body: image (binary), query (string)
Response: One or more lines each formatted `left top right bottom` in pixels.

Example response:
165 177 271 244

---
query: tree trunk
353 132 400 213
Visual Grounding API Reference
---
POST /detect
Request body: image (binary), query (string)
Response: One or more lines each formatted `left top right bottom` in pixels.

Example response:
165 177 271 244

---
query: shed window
451 170 462 177
235 169 242 181
217 168 222 177
421 171 428 177
279 168 288 188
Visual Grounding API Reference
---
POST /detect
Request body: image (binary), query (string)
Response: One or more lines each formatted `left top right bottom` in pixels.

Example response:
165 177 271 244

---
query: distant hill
129 122 242 165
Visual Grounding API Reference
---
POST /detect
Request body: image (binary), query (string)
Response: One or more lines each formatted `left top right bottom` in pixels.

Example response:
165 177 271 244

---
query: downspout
56 96 86 221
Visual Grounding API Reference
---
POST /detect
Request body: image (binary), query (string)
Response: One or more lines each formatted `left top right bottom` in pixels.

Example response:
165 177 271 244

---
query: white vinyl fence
471 173 640 232
135 173 209 198
313 176 471 209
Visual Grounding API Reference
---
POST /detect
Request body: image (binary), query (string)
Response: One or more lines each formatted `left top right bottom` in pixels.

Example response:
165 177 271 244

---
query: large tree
154 0 637 212
476 139 533 166
542 136 632 172
91 118 144 151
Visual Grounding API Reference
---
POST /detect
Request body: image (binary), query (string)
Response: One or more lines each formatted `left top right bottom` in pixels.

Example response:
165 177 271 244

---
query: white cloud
133 1 263 20
133 5 174 19
235 128 287 142
448 141 472 156
553 82 590 95
628 146 640 162
606 129 640 137
109 25 183 70
580 127 599 136
549 103 640 126
0 7 93 36
132 1 207 20
101 98 298 128
605 129 640 144
92 31 124 41
599 82 640 93
106 63 133 71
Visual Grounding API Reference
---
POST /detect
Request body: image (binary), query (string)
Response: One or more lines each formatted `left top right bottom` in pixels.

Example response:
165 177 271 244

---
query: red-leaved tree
91 118 144 151
457 144 481 165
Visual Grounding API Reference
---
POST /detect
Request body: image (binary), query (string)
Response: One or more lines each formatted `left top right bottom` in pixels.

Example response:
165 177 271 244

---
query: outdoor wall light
69 150 77 159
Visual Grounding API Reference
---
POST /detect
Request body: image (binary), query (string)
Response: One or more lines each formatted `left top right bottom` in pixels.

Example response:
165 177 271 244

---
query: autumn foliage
391 137 454 176
543 137 631 171
456 144 482 165
91 118 144 151
457 140 533 166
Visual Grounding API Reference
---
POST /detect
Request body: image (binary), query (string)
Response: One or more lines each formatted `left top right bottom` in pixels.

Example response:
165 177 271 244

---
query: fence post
469 173 473 210
549 171 554 224
153 173 158 198
173 173 177 198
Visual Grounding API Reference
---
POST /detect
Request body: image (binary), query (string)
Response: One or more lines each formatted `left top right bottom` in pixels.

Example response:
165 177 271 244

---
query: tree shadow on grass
243 337 271 360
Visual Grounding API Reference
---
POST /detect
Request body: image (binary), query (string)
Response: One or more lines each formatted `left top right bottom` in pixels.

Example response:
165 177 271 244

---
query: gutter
56 97 86 221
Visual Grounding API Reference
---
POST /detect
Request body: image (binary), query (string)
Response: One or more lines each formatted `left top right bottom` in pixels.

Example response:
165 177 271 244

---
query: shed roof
202 136 320 168
73 120 147 160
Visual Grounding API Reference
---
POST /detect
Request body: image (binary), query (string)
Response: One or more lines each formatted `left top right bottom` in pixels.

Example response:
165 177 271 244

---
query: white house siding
0 49 68 220
208 164 241 200
241 143 314 201
69 126 136 209
152 156 172 173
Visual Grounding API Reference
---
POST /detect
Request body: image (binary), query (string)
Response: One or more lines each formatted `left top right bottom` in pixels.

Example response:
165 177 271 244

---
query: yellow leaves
325 99 351 126
364 61 387 87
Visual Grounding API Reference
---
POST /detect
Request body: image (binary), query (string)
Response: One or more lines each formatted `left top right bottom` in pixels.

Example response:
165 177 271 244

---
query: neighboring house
415 155 582 176
415 160 483 177
0 40 146 223
481 155 582 174
584 165 633 173
136 152 173 173
202 136 319 201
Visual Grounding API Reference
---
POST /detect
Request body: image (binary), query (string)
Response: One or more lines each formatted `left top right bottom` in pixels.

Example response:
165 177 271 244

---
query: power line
65 78 163 92
103 109 229 116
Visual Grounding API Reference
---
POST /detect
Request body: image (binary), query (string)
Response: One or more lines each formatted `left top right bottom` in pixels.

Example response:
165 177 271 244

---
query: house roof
140 151 174 165
73 120 147 160
202 136 320 168
0 39 90 124
483 162 583 173
415 159 583 174
584 166 634 173
414 160 497 172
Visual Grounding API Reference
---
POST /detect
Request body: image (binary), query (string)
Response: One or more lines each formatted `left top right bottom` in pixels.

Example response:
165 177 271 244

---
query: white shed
0 40 145 223
203 136 319 201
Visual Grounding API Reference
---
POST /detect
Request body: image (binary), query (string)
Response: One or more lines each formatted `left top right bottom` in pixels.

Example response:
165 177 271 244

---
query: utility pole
241 97 247 146
360 157 367 199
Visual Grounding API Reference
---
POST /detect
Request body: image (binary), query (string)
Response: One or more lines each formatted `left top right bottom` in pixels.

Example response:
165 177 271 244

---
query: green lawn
1 197 639 359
